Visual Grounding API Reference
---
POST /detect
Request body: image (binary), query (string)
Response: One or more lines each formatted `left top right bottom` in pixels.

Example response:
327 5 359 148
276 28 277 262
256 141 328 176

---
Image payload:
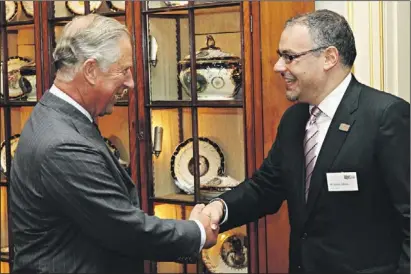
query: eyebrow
278 49 297 54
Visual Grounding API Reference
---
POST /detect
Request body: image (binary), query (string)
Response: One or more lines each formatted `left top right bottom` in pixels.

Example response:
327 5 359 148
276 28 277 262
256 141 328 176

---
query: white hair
53 14 130 82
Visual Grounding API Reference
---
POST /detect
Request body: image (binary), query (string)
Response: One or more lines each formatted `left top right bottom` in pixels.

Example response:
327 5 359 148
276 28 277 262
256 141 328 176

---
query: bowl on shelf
178 35 242 100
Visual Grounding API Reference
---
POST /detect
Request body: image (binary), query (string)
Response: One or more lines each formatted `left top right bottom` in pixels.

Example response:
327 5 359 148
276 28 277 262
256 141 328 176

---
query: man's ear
323 46 339 71
83 58 98 85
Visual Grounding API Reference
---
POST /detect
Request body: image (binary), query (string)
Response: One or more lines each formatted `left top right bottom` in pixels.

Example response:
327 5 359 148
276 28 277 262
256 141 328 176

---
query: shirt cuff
209 198 228 225
193 220 206 252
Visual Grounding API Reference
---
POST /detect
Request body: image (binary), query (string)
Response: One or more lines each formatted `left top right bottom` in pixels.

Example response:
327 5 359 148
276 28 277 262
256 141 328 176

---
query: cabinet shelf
143 2 240 15
49 11 125 24
148 100 243 108
0 101 37 107
151 194 195 205
150 190 227 205
1 20 34 28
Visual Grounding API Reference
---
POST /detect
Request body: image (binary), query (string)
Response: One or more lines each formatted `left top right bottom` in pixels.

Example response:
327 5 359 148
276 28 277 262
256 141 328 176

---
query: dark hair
285 9 356 67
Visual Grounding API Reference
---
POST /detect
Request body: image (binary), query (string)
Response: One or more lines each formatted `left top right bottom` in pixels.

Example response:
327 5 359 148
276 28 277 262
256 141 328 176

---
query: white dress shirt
308 73 352 158
48 85 207 251
49 85 93 122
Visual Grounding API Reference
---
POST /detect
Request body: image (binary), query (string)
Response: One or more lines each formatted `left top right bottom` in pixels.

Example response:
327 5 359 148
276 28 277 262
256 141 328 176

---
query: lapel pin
339 123 350 132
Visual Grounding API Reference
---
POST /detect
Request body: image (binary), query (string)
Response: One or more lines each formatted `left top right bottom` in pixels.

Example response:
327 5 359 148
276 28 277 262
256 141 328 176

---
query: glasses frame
277 46 329 64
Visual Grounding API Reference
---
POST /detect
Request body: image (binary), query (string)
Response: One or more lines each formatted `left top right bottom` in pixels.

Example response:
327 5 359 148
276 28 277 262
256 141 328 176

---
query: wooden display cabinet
0 1 313 273
1 1 41 271
138 2 248 273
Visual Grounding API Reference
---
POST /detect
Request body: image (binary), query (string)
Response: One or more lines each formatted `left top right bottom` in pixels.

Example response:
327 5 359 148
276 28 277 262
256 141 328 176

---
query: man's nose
274 57 286 73
124 70 134 89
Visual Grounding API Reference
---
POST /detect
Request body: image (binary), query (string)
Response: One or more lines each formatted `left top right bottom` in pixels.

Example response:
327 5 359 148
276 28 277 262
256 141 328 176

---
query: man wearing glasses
202 9 410 273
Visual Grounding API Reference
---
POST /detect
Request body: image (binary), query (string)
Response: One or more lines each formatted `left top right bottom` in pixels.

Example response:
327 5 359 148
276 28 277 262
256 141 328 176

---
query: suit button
301 232 307 239
297 265 301 269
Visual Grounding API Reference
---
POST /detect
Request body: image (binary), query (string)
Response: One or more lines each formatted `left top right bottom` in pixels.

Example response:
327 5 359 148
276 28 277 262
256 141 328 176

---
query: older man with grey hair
10 14 218 273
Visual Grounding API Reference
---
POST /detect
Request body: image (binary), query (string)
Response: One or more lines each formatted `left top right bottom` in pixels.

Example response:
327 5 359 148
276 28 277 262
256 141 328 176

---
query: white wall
315 1 410 102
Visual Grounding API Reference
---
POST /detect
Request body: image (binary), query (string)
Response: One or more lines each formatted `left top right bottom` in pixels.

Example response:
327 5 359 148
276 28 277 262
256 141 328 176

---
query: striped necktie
304 106 322 201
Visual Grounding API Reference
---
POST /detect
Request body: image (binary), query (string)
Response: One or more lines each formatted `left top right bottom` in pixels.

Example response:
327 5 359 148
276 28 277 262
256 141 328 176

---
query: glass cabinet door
1 1 40 270
141 1 248 273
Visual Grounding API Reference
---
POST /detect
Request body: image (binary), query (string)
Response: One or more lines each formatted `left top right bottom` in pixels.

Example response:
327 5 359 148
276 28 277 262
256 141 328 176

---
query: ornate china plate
66 1 102 15
0 56 33 100
5 1 18 22
163 1 189 7
170 137 224 194
21 1 34 17
0 134 20 175
107 1 125 12
202 228 248 273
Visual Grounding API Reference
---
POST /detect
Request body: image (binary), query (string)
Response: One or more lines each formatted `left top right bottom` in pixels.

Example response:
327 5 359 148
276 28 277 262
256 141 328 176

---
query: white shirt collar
49 85 93 123
310 73 352 119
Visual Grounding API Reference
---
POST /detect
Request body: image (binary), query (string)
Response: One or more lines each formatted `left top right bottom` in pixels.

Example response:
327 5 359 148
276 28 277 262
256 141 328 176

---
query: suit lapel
290 104 311 207
305 76 362 217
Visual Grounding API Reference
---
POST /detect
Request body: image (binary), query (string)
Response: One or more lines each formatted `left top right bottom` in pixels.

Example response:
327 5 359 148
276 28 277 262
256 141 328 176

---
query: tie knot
309 107 321 125
311 106 321 117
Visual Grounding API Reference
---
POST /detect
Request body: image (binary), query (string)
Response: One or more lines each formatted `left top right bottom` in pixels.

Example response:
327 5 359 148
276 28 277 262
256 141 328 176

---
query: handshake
189 200 225 249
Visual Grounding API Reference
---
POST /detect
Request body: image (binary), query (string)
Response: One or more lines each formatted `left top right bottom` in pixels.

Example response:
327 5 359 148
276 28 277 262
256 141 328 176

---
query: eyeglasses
276 46 328 64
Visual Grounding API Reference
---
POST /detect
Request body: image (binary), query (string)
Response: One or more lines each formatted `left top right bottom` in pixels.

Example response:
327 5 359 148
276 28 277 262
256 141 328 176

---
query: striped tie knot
309 106 322 125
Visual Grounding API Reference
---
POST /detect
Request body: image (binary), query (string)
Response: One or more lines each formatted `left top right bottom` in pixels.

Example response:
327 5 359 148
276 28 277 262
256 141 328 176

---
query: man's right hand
189 204 219 249
202 200 224 231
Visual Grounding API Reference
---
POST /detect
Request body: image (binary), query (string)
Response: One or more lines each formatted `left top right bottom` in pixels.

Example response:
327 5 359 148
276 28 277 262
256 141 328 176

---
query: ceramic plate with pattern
21 1 34 17
0 134 20 175
5 1 18 21
202 228 248 273
66 1 102 14
170 137 224 194
107 1 125 12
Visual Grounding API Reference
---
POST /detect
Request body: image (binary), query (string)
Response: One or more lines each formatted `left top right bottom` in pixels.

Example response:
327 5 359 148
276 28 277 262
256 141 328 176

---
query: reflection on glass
198 108 244 201
148 14 190 101
151 108 194 200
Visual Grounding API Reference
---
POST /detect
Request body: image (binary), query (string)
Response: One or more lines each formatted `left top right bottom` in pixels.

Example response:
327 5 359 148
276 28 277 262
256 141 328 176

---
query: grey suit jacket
10 91 201 273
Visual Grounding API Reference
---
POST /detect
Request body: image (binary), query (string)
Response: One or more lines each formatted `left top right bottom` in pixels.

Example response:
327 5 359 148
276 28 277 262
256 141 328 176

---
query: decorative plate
202 229 248 273
5 1 18 22
21 1 34 17
170 137 224 194
66 1 102 15
107 1 125 12
163 1 189 7
0 56 33 99
0 134 20 175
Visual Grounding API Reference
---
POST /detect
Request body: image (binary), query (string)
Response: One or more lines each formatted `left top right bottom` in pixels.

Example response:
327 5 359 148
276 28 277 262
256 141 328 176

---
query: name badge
326 172 358 192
